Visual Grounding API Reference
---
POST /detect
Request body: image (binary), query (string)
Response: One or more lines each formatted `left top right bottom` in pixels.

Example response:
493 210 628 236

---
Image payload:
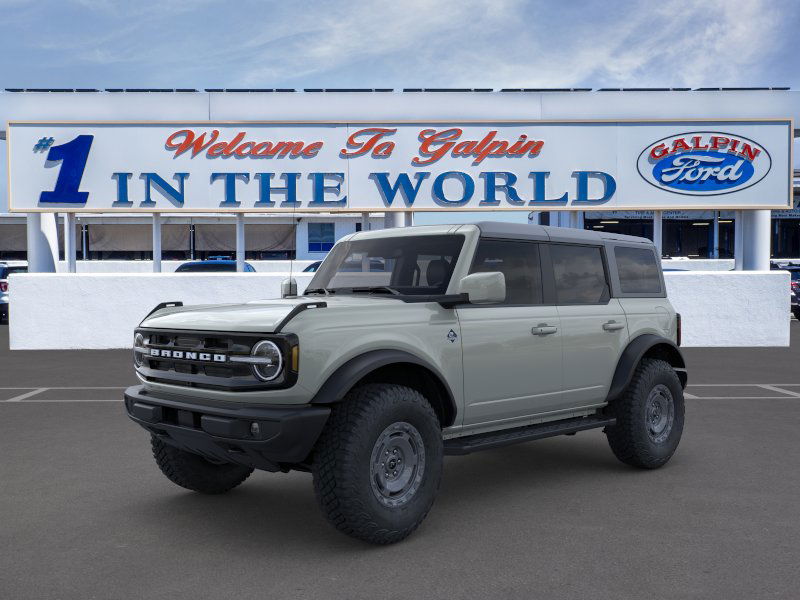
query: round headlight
251 340 283 381
133 333 145 368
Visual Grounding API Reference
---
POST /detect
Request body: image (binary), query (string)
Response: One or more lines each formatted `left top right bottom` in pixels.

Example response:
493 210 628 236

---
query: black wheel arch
606 334 687 402
310 350 457 428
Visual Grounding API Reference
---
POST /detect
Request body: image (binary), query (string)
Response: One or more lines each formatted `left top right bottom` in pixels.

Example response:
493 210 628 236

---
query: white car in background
0 261 28 323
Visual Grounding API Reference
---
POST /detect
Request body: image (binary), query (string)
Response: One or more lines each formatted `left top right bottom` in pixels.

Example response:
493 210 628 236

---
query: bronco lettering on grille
150 349 227 362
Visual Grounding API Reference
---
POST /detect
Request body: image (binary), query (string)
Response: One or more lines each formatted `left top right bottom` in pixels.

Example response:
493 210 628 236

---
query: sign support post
653 211 663 255
235 213 245 272
25 213 58 273
152 213 161 273
734 211 744 270
64 212 76 273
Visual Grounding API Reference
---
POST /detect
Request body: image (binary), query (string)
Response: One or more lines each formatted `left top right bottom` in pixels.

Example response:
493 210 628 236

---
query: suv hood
140 295 401 333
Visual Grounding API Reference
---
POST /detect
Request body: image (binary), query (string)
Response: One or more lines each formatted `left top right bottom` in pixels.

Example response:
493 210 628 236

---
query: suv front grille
135 328 297 391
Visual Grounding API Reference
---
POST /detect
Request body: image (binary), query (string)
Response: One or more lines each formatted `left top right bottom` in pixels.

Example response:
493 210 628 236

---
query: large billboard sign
7 120 792 213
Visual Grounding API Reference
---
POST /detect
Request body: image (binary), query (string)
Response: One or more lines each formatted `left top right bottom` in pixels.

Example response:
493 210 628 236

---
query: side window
308 223 335 253
615 246 662 294
550 244 608 304
469 240 543 305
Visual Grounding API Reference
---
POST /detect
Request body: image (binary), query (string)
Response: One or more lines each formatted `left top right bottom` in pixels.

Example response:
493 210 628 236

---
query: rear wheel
312 383 443 544
151 436 253 494
605 358 684 469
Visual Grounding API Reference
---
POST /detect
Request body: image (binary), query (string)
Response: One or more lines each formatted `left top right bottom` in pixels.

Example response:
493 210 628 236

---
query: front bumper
124 385 330 471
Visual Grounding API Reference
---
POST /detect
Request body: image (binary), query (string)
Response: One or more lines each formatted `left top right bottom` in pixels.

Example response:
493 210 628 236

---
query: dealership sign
7 120 792 212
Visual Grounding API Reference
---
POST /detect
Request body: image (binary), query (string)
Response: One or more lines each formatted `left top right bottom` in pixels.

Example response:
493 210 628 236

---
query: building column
235 213 245 272
734 210 744 270
741 210 771 270
385 212 407 228
361 212 370 231
25 213 59 273
64 213 76 273
712 211 720 259
152 213 162 273
652 211 663 255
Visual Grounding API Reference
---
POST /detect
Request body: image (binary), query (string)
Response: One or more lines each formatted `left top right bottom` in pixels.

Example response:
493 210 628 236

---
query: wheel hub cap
645 384 675 444
370 422 425 508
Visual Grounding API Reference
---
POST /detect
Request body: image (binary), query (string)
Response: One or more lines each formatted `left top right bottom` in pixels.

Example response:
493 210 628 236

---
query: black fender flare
310 349 457 426
606 334 686 402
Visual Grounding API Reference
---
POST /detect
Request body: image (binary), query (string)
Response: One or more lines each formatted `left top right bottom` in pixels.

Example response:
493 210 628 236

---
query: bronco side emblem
447 329 458 343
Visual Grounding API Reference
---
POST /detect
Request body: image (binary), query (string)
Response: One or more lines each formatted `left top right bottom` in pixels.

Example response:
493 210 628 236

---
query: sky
1 0 797 91
1 0 797 223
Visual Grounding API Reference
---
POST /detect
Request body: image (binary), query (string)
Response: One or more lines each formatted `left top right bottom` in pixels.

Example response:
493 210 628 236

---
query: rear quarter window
614 246 662 294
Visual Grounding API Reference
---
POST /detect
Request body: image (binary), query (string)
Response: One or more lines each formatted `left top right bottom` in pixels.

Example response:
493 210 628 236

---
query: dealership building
1 88 798 351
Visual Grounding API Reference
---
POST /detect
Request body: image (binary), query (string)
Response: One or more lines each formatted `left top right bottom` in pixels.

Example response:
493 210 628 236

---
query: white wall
664 270 790 347
7 270 790 350
54 259 317 273
9 273 314 350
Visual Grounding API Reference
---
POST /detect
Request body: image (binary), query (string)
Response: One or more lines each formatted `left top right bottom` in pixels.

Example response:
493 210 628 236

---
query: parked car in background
783 266 800 319
175 259 256 273
0 261 28 323
303 261 322 272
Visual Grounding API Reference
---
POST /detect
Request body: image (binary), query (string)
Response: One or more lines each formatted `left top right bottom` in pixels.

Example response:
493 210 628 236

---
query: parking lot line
757 384 800 397
5 388 48 402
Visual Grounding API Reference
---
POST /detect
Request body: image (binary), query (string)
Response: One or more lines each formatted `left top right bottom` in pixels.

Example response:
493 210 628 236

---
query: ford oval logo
637 132 771 196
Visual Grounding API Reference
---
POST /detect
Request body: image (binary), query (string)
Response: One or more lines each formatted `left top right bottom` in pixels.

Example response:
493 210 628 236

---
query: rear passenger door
458 239 563 429
546 243 628 408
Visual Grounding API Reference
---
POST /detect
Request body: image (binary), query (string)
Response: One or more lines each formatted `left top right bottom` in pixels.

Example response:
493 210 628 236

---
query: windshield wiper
349 286 401 295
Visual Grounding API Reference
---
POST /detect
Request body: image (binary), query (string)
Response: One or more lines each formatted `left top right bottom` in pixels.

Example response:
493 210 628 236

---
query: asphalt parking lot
2 323 800 600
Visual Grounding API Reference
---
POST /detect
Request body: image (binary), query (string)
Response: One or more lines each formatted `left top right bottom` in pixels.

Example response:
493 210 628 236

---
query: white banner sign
7 120 792 213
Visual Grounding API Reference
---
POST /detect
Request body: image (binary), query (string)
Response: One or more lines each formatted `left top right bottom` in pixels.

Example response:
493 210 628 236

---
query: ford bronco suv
125 222 686 544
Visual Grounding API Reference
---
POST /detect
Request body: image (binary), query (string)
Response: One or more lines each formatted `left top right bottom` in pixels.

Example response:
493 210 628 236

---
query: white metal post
403 211 414 227
734 210 744 270
652 210 663 255
712 211 720 259
152 213 162 273
81 223 88 261
235 213 245 272
64 212 76 273
361 212 369 232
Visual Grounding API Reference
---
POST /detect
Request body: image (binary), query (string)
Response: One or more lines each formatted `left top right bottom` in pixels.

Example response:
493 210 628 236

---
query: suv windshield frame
306 234 466 298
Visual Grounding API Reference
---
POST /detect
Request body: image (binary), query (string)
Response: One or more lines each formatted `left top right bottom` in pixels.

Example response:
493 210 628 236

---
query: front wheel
312 384 443 544
605 358 685 469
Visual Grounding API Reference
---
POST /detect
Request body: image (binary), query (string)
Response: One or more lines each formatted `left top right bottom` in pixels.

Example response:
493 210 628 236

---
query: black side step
444 415 616 456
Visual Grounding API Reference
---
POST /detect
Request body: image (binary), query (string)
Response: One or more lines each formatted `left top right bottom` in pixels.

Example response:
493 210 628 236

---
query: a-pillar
25 213 59 273
740 210 771 271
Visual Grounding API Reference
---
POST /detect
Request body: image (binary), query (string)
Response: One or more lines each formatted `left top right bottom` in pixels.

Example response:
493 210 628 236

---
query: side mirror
457 272 506 304
281 277 298 298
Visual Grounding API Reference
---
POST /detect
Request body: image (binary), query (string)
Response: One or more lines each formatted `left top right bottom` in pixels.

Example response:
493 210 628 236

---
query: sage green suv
125 222 686 544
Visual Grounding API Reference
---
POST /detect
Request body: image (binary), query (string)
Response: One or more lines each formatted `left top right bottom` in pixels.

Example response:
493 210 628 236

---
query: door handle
602 320 625 331
532 324 558 336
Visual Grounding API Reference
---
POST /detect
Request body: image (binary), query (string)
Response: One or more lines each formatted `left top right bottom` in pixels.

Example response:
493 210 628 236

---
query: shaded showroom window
87 224 153 260
194 223 296 260
308 222 335 253
0 223 28 260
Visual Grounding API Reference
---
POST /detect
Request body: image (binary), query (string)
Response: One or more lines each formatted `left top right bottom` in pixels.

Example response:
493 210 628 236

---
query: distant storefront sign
7 120 792 213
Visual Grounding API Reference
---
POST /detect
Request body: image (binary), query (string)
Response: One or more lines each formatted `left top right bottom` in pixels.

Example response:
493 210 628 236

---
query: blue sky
1 0 797 223
1 0 798 90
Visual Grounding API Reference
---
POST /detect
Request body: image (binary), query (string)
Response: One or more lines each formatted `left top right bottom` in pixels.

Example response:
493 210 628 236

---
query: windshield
306 234 465 296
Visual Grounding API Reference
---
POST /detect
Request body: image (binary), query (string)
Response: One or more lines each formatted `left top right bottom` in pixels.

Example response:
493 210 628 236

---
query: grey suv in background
126 222 685 544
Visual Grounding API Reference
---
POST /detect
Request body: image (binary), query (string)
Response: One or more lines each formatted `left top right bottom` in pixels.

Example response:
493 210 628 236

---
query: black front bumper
124 385 330 472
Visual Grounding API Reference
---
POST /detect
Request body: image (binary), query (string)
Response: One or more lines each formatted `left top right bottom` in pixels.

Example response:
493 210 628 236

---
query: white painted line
16 399 123 403
685 396 796 400
757 384 800 397
0 386 127 390
683 392 699 399
5 388 48 402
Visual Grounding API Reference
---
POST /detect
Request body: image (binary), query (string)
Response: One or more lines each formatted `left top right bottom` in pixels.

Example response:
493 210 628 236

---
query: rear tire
605 358 684 469
151 436 253 494
312 384 443 544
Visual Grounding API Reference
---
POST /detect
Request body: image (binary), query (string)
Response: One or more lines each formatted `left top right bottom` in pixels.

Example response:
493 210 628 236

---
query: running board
444 415 616 456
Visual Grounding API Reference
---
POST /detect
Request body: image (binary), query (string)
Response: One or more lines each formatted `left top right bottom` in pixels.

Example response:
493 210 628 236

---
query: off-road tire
312 383 443 545
605 358 684 469
151 435 253 494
